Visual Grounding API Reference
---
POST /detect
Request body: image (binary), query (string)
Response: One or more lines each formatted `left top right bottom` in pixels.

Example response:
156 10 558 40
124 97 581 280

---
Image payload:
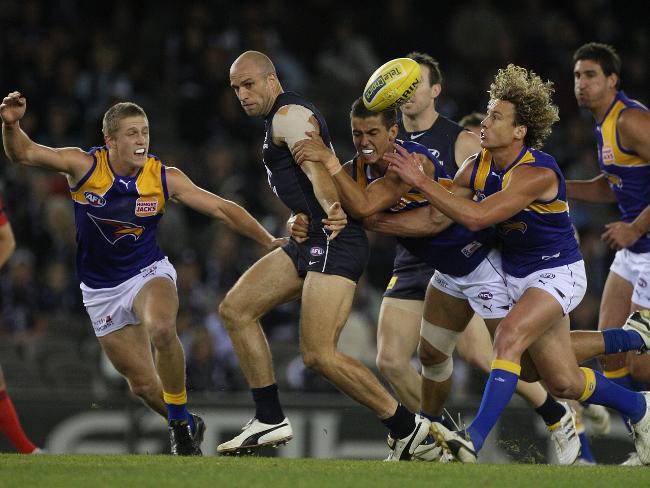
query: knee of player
376 349 408 377
147 320 179 349
301 348 334 374
493 324 527 358
218 295 250 328
417 340 449 366
129 377 161 400
544 374 583 400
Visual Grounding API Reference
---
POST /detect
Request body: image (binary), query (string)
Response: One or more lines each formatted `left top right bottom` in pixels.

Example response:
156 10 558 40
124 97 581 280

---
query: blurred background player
459 112 486 137
0 197 42 454
570 41 650 465
292 99 581 464
387 64 650 464
1 92 283 455
219 51 430 460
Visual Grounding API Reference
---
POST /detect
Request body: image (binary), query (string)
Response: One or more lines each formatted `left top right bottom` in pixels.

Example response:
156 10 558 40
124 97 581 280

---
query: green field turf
1 454 649 488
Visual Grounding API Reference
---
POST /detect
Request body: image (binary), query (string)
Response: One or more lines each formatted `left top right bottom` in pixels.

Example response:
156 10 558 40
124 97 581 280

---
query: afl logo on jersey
84 191 106 207
135 198 158 216
478 291 493 300
310 247 325 257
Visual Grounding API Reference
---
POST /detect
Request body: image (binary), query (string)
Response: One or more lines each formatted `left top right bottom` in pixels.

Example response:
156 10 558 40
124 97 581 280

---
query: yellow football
363 58 421 112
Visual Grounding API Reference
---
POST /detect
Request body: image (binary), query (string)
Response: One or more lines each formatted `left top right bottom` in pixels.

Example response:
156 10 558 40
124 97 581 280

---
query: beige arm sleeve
272 104 319 150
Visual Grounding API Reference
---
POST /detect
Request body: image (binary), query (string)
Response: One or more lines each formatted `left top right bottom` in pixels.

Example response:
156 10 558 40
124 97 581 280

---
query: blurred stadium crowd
0 0 648 396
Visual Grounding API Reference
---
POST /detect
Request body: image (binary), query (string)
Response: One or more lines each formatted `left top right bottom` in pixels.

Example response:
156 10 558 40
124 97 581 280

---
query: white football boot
622 452 642 466
582 404 611 436
384 415 431 461
217 417 293 455
631 392 650 465
429 422 477 463
547 402 581 465
623 310 650 353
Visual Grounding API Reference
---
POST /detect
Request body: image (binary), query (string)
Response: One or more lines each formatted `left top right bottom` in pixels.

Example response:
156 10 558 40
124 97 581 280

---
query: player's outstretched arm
1 92 92 180
566 174 616 203
363 204 453 237
0 221 16 269
293 134 409 219
386 145 555 231
166 166 285 250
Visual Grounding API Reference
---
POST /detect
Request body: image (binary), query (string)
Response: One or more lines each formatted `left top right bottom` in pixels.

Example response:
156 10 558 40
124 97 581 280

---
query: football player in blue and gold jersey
292 98 583 463
387 64 650 464
571 41 650 404
1 92 284 455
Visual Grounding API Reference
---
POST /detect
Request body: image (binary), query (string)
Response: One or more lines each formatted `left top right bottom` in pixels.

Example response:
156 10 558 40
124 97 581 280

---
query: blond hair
102 102 147 138
488 64 559 149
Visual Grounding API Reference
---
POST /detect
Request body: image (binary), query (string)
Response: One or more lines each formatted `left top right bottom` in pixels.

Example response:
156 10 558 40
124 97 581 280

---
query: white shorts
505 260 587 315
80 257 177 337
430 249 512 319
610 249 650 309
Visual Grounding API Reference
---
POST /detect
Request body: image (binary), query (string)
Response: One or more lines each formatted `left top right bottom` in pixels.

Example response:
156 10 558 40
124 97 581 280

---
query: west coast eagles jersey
470 147 582 277
351 139 493 277
596 90 650 253
70 146 167 288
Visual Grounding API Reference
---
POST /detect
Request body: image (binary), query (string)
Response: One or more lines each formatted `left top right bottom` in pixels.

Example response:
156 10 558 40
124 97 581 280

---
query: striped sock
164 389 193 431
579 368 646 424
467 359 521 453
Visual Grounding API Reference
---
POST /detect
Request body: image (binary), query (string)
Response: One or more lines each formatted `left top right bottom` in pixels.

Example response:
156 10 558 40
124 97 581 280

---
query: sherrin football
363 58 421 112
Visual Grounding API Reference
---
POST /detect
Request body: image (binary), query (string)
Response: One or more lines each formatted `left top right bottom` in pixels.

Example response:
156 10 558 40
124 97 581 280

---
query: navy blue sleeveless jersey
265 92 368 281
397 115 464 178
264 92 361 235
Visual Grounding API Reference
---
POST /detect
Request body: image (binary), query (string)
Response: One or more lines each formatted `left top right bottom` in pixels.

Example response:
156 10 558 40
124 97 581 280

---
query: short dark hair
350 97 397 129
573 42 621 88
459 112 486 129
406 51 442 86
102 102 147 137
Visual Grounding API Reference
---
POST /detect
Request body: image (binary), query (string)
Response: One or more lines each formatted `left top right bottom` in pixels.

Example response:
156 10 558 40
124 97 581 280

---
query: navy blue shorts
383 262 435 300
282 227 369 283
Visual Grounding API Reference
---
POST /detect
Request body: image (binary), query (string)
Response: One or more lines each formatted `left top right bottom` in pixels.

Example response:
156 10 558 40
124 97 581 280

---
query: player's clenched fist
0 92 27 125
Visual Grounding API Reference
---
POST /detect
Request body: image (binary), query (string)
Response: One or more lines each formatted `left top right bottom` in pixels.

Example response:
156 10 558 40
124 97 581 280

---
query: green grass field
2 455 650 488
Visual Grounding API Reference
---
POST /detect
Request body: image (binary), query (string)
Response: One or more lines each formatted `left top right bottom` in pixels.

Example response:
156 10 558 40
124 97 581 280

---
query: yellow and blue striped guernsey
470 146 581 277
70 146 168 288
350 139 494 277
596 91 650 253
